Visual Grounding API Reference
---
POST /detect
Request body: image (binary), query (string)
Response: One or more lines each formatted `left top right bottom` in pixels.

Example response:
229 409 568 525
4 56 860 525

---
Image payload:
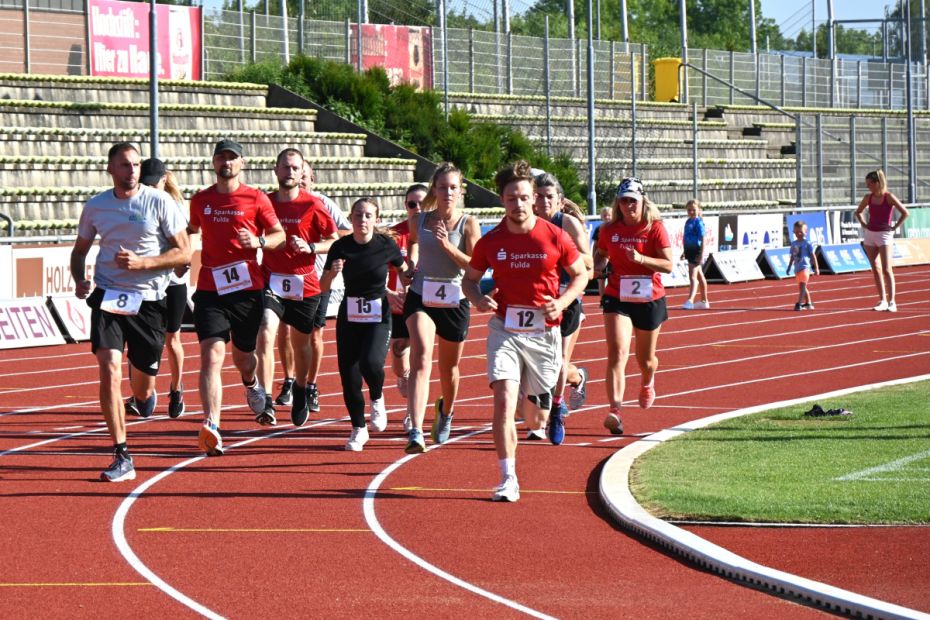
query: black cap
140 158 167 186
214 138 244 157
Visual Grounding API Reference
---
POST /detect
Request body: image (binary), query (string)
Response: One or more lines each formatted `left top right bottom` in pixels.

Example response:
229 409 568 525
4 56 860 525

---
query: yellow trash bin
653 57 683 102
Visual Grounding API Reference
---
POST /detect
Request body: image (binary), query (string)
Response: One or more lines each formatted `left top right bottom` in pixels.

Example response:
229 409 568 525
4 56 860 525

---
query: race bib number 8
619 276 653 303
422 278 461 308
212 261 253 295
270 273 304 301
100 288 143 316
504 305 545 337
347 296 382 323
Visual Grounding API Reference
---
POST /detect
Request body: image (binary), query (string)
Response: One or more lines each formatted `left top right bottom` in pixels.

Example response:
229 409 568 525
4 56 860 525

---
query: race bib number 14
212 261 253 295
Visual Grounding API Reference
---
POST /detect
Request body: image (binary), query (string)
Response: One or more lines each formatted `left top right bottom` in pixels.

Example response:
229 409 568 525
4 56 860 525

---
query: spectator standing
855 169 909 312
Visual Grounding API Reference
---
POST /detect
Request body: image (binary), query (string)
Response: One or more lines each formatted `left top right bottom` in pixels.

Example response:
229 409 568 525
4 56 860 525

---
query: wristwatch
308 242 317 254
258 235 266 248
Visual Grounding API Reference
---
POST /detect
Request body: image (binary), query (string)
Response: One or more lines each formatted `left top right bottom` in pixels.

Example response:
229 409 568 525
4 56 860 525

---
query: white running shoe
369 397 388 432
694 300 710 309
887 301 898 313
874 300 889 311
681 300 694 310
246 382 267 415
491 475 520 502
345 426 369 451
526 428 546 441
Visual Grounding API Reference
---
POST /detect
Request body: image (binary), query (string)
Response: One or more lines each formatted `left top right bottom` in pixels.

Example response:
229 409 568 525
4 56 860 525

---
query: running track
1 267 929 617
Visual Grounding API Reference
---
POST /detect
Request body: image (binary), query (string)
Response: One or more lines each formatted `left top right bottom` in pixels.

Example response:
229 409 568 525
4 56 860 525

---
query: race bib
211 261 253 295
100 288 142 316
270 273 304 301
504 305 545 337
619 276 653 303
347 296 382 323
422 278 461 308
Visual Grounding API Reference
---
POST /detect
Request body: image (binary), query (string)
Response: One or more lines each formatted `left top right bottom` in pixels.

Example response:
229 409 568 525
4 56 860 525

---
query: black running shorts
600 294 668 332
402 290 470 343
560 298 583 338
165 283 188 333
263 289 322 335
192 289 264 352
312 290 331 330
391 311 409 340
87 287 167 376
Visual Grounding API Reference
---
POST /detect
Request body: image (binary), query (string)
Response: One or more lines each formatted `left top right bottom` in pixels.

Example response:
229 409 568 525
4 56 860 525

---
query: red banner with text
349 24 433 90
87 0 201 80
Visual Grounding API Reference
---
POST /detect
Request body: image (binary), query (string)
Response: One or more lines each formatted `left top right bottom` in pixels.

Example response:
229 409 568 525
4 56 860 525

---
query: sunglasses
406 200 421 209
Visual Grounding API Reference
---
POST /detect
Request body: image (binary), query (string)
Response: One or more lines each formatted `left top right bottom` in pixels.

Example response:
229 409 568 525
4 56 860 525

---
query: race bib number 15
347 296 382 323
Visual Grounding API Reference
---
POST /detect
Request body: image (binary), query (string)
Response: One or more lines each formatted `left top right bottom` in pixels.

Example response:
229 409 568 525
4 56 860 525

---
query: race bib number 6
422 278 461 308
347 296 382 323
270 273 304 301
100 288 143 316
211 261 253 295
504 305 545 337
619 276 653 303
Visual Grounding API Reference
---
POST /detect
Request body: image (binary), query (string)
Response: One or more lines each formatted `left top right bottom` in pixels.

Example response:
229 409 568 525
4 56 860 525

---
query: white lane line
835 449 930 482
361 426 557 620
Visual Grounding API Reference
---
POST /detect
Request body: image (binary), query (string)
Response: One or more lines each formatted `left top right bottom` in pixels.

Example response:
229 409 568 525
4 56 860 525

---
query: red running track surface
1 266 928 617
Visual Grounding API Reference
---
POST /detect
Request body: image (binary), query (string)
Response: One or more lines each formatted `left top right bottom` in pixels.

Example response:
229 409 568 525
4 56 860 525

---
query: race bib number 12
504 305 545 337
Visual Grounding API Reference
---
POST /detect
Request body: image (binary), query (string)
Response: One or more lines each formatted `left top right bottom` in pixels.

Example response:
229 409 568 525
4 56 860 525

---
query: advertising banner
904 207 930 239
757 248 792 279
88 0 202 80
0 298 66 349
736 213 783 251
817 243 870 274
349 24 433 90
48 296 93 343
12 245 99 298
892 238 930 267
786 211 829 245
828 209 865 244
703 249 766 283
661 215 719 288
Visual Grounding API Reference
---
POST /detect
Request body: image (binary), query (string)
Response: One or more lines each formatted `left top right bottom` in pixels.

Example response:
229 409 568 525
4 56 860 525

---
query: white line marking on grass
835 449 930 481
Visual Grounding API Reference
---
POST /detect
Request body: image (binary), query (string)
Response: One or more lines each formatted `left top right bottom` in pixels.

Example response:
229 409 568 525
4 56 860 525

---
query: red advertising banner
87 0 202 80
350 24 433 90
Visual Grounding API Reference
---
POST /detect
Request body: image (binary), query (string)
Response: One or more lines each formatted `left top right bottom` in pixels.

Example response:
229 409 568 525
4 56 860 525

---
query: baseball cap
616 177 645 199
139 158 167 186
214 138 244 157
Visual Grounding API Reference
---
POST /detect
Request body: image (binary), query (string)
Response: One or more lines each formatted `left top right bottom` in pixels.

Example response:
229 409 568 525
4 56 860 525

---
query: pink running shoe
639 382 656 409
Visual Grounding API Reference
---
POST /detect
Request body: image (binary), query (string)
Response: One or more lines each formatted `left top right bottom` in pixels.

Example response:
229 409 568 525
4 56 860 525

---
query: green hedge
224 57 585 207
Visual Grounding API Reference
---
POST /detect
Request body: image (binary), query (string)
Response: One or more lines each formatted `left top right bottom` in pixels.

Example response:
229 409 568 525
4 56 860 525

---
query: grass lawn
631 380 930 525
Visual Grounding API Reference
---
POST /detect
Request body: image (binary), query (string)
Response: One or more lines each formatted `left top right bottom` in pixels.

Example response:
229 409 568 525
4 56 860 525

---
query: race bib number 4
619 276 653 303
100 288 143 316
270 273 304 301
347 296 382 323
422 278 461 308
504 305 545 337
212 261 253 295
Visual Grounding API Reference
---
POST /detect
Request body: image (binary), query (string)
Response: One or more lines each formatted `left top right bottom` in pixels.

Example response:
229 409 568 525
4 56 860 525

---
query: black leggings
335 313 392 428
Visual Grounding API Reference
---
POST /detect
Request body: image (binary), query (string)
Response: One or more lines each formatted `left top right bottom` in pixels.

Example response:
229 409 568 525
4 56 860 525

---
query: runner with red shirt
463 160 587 502
256 148 339 427
594 177 673 436
188 138 286 456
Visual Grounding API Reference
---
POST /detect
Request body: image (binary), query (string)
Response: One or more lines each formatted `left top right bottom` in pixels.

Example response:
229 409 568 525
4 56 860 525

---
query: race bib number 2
347 296 382 323
619 276 653 303
270 273 304 301
211 261 253 295
504 305 545 337
100 288 142 316
422 278 461 308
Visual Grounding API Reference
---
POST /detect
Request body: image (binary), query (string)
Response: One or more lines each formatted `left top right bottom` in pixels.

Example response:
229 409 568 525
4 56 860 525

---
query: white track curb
598 375 930 620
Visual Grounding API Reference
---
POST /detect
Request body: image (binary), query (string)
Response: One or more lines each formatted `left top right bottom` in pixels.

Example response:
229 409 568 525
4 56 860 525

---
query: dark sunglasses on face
406 200 421 209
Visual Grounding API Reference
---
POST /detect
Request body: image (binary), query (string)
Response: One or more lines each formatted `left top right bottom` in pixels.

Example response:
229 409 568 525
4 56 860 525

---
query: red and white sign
0 298 66 349
350 24 433 90
48 297 93 342
12 246 99 299
88 0 202 80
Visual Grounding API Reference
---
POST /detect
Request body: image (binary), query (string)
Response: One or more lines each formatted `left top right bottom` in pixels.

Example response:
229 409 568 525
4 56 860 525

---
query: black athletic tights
335 313 392 428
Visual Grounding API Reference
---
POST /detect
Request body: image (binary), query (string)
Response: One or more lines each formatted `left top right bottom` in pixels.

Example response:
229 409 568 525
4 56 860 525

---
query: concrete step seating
539 136 772 160
0 155 416 188
590 158 796 182
0 127 367 159
645 177 799 206
448 92 691 121
476 115 731 142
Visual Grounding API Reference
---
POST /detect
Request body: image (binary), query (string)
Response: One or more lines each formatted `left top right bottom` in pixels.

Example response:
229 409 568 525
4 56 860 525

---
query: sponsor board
736 213 783 251
703 249 766 283
12 245 99 298
48 296 93 342
757 247 793 279
892 237 930 267
662 216 719 288
817 243 870 274
786 211 830 245
0 298 66 349
349 24 433 90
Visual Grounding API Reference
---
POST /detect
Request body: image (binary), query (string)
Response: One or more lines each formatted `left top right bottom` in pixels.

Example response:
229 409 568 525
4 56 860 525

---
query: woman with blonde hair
855 169 909 312
594 177 673 435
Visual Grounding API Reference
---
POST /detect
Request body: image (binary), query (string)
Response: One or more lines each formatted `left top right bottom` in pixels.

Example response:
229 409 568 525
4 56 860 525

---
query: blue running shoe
405 428 426 454
547 402 567 445
431 397 453 444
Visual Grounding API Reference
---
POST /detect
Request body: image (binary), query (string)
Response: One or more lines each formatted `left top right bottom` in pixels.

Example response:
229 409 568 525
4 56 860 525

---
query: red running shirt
190 184 279 292
387 219 411 315
261 190 337 297
469 217 580 327
597 219 670 301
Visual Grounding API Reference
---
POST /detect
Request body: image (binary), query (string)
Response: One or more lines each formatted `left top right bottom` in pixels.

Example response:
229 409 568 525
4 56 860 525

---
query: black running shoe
306 383 320 413
275 378 295 406
125 397 140 417
168 388 184 419
255 396 277 426
291 384 309 427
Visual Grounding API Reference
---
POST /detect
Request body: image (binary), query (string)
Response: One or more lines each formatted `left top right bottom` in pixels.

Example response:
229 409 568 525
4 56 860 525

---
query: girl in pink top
854 169 909 312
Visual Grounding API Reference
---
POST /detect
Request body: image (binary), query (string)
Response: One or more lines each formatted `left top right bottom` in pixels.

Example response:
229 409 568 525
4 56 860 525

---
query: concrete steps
539 136 772 160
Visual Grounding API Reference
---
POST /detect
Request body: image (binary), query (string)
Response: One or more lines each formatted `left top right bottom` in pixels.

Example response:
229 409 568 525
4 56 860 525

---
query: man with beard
71 142 191 481
187 138 286 455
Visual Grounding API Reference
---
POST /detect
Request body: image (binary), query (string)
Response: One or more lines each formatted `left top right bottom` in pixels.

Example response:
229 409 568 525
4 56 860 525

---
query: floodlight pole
586 0 596 214
149 0 159 159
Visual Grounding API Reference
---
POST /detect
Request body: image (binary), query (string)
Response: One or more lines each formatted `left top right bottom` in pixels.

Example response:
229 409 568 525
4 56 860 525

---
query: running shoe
168 388 184 419
547 402 567 445
491 475 520 502
603 411 623 435
125 397 141 417
246 382 267 416
694 300 710 309
681 300 694 310
639 382 656 409
405 428 426 454
370 397 388 432
794 302 802 311
396 374 409 399
888 301 898 313
306 383 320 413
100 451 135 482
255 396 277 427
137 392 157 418
345 426 369 451
874 300 889 311
198 420 224 456
525 429 546 441
291 385 309 427
804 303 815 310
568 367 589 411
275 378 295 406
431 397 453 444
402 415 413 433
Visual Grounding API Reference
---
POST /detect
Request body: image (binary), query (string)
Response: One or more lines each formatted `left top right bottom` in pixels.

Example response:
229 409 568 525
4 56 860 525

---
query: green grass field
631 380 930 525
